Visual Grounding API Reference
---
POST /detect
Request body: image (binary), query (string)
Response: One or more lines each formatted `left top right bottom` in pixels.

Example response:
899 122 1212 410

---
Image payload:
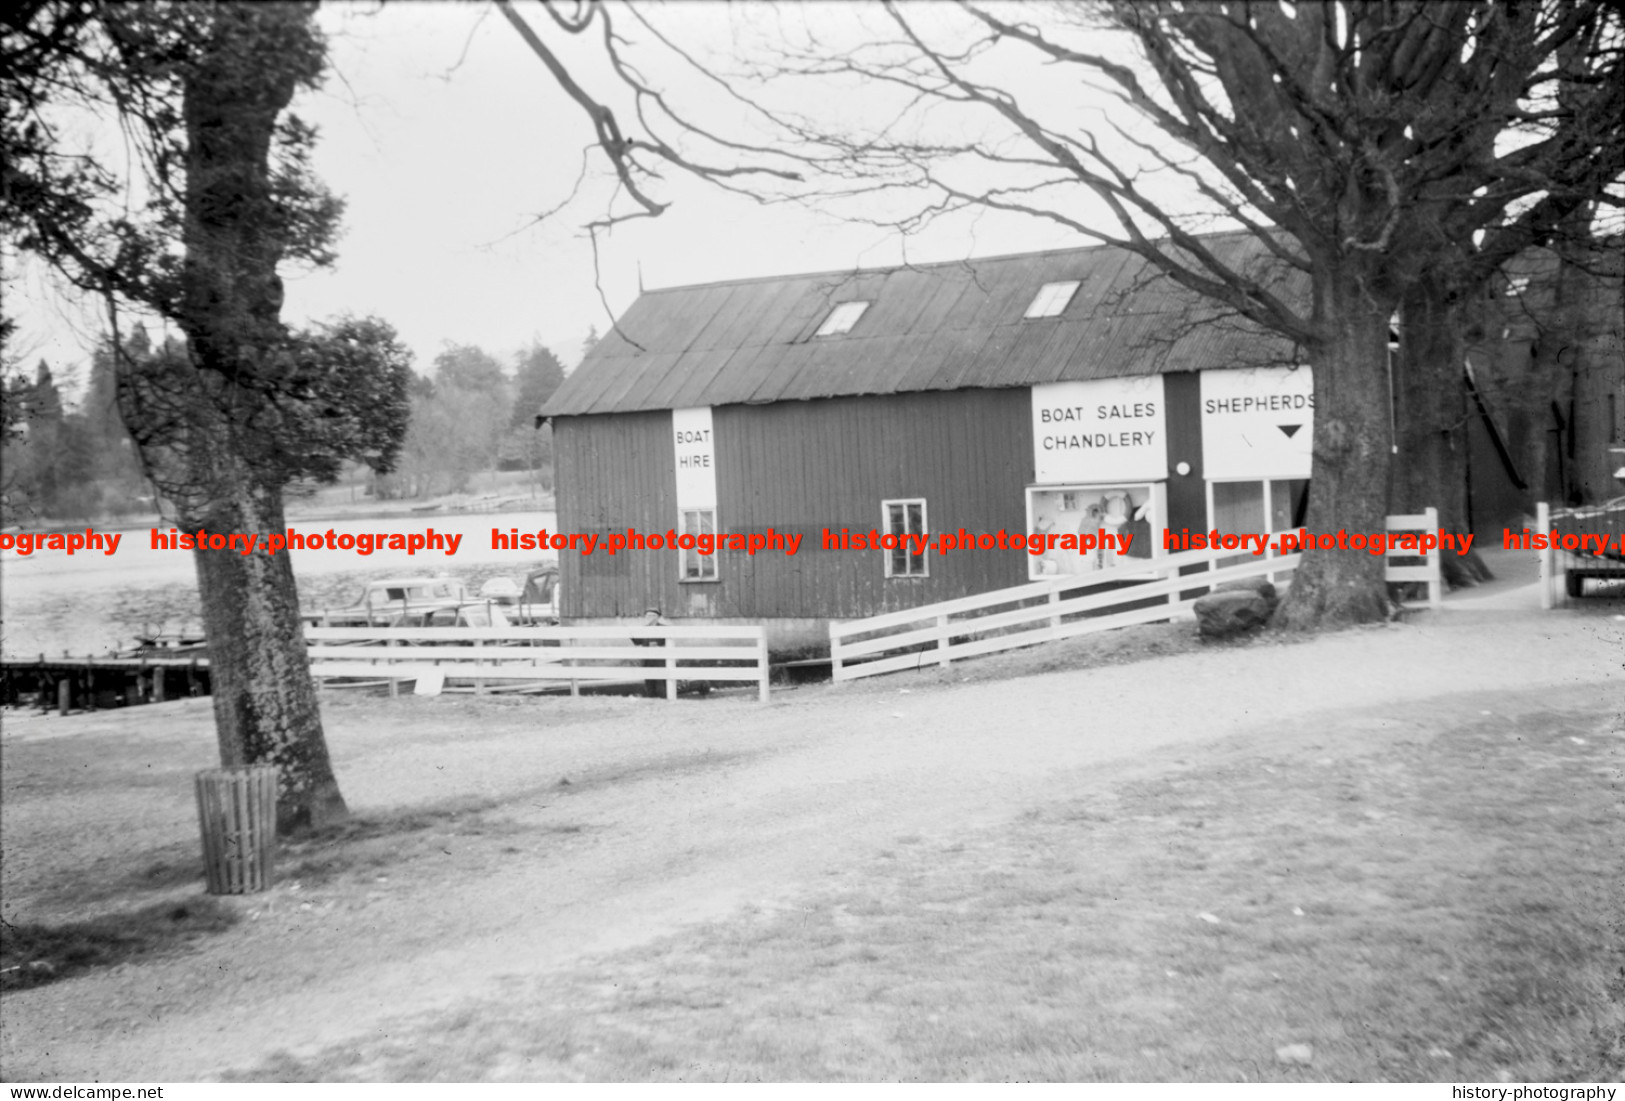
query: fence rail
831 510 1442 682
306 623 770 701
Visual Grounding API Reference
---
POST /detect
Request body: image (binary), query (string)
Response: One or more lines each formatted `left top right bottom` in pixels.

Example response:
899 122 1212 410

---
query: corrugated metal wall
553 408 676 620
552 388 1034 621
553 380 1235 623
713 389 1033 619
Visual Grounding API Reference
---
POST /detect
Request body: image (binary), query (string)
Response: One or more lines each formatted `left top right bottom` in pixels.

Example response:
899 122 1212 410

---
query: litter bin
194 765 278 894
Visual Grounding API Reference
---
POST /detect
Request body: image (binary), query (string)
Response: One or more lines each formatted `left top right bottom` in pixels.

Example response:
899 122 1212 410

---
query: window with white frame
882 498 928 578
815 301 870 336
679 507 718 581
1026 483 1159 579
1208 478 1308 566
1025 280 1081 318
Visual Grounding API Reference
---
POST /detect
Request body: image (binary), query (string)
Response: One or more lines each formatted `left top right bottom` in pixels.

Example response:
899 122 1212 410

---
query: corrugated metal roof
544 233 1305 417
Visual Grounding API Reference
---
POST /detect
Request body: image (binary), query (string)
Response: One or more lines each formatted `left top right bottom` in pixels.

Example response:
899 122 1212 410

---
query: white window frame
1024 281 1081 319
1025 482 1164 581
679 507 719 582
815 301 870 337
1204 477 1307 567
881 498 928 579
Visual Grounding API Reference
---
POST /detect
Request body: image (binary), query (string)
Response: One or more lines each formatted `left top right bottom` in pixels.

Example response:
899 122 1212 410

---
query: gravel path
3 553 1620 1081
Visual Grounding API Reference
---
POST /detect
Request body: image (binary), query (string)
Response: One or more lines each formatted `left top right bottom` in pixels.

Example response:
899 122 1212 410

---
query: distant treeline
1 329 578 524
2 335 152 524
377 338 569 501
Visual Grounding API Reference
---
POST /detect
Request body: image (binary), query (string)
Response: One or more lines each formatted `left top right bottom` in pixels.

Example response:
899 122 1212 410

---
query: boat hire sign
672 407 717 509
1200 366 1314 479
1031 378 1168 484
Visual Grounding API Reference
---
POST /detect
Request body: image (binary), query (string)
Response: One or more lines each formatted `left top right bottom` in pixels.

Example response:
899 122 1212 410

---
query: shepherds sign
1200 366 1314 479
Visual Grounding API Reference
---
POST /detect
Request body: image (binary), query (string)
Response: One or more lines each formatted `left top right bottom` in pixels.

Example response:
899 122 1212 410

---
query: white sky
7 1 1109 393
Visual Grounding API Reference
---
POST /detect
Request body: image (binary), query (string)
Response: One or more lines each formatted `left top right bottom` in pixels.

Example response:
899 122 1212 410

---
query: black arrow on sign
1278 423 1302 438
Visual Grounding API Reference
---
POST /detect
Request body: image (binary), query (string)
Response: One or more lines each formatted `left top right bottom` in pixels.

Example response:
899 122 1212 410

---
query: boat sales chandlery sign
1031 377 1168 484
1200 366 1314 479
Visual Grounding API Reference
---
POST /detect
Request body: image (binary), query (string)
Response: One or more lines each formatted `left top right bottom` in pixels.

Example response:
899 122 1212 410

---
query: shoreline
1 494 557 537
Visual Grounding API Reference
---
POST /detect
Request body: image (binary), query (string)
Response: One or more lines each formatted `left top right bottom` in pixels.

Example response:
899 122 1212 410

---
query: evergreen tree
511 340 565 429
30 360 63 422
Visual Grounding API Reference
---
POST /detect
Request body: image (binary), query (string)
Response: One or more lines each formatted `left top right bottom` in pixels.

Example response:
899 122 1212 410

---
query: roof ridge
638 228 1258 296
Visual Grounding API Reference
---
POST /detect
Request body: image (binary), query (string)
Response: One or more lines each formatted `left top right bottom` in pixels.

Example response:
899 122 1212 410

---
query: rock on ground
1194 589 1272 638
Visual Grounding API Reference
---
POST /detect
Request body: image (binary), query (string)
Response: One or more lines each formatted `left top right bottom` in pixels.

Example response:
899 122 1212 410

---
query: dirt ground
1 549 1620 1081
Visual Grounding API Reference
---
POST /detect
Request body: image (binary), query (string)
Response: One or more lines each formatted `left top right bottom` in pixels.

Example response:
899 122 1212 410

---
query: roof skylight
815 300 870 336
1025 281 1080 318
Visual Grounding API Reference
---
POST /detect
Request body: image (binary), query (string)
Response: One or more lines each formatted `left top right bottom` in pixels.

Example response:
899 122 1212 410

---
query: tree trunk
1273 267 1395 630
171 2 346 834
1392 277 1493 587
1526 227 1592 509
183 443 346 834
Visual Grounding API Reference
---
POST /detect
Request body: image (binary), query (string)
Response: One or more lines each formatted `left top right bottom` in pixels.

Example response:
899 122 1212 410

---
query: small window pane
882 497 927 578
1025 281 1081 319
680 508 718 581
1212 480 1265 534
1212 481 1265 569
1268 479 1308 533
815 301 869 336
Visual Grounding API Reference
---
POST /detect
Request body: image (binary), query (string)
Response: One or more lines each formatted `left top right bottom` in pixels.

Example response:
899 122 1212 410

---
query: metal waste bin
194 765 278 894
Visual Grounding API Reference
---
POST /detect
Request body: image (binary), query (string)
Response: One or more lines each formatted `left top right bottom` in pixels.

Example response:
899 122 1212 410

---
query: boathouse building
538 235 1331 650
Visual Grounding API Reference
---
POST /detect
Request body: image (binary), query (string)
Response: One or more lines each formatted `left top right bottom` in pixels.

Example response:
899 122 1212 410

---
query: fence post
1424 506 1443 609
829 626 844 683
756 628 771 702
1537 501 1553 609
1049 587 1062 634
937 613 951 667
665 634 677 700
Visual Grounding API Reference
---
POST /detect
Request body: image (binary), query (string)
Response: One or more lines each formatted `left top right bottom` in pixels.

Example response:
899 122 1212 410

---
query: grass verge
237 703 1623 1083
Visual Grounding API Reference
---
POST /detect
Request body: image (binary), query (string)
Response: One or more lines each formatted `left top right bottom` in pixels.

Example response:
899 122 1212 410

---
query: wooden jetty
1 652 211 714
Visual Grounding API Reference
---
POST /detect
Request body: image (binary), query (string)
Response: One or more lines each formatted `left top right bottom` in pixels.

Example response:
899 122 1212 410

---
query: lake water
1 510 557 658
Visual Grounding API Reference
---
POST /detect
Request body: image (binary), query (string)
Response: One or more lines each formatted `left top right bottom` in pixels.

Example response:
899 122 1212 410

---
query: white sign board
1200 367 1314 479
1031 378 1167 484
672 407 717 509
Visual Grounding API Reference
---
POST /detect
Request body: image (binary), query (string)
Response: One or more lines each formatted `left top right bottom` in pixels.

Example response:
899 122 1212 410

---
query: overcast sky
10 1 1105 393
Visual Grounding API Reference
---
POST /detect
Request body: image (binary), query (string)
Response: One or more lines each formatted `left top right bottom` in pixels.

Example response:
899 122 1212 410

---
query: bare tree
1389 11 1623 578
502 0 1624 627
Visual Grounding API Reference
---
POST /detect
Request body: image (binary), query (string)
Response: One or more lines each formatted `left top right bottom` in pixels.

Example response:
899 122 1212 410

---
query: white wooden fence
1536 499 1625 607
830 510 1443 682
306 623 770 701
1384 507 1444 611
